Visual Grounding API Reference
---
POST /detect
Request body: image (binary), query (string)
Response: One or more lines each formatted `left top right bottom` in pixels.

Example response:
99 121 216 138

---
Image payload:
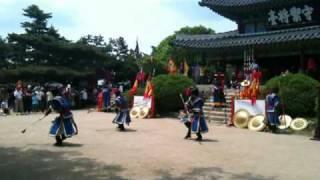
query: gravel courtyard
0 110 319 180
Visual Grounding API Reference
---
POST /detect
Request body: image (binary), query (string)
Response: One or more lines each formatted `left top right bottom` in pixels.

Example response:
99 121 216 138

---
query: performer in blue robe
266 88 280 133
45 88 78 146
187 88 209 141
112 90 131 131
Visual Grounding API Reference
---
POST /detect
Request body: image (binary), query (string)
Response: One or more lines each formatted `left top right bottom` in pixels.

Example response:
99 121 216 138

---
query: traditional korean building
174 0 320 82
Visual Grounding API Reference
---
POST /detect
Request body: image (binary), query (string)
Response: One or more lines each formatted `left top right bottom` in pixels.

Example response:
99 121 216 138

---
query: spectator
24 86 32 114
80 88 88 108
46 90 53 108
1 99 9 115
36 88 46 112
32 92 39 112
14 87 24 115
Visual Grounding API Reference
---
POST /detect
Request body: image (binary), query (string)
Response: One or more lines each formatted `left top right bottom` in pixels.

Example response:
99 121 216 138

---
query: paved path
0 110 319 180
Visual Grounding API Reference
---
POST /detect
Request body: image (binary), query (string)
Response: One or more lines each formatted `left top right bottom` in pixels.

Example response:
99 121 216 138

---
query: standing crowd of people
0 82 94 116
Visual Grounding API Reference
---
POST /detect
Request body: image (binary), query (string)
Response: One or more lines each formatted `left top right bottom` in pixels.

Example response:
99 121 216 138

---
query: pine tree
21 4 52 35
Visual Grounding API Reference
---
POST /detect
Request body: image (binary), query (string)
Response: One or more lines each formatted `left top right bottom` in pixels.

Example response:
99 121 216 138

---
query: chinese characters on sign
268 5 314 26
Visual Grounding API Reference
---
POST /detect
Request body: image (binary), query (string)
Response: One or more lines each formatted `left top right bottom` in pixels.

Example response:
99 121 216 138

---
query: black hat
191 87 199 96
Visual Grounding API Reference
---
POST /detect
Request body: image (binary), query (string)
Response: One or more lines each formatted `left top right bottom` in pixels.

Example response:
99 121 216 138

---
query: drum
130 107 140 118
233 109 250 129
138 107 150 119
290 118 308 131
248 114 266 132
278 114 292 130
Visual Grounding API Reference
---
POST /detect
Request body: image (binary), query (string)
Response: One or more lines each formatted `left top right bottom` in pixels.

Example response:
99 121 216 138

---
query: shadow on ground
0 147 127 180
0 147 276 180
155 167 276 180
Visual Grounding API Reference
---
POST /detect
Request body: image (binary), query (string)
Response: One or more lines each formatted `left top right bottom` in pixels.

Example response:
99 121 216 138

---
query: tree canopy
151 25 215 65
0 4 141 83
0 5 214 84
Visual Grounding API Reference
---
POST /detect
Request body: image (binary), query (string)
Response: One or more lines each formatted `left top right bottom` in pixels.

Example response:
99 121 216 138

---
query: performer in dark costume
311 86 320 141
45 88 78 146
187 88 209 141
266 88 280 133
212 77 226 107
112 90 131 131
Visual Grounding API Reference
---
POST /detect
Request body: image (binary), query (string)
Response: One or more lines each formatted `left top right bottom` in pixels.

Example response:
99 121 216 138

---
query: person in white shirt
80 89 88 108
14 88 24 114
46 90 53 108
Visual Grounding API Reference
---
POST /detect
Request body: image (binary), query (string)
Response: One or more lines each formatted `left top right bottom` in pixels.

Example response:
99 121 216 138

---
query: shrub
264 73 319 118
152 74 194 114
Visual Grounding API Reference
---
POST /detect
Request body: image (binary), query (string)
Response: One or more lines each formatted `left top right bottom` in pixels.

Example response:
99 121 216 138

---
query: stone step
205 100 232 104
203 104 232 109
204 102 231 106
206 94 236 98
203 111 231 116
203 106 231 111
208 120 226 125
205 116 229 123
206 95 234 99
204 114 230 120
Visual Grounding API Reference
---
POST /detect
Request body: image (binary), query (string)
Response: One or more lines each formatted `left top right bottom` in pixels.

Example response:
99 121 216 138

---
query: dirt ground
0 110 319 180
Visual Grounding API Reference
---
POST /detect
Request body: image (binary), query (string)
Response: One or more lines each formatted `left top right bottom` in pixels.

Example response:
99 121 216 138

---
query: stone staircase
203 89 238 125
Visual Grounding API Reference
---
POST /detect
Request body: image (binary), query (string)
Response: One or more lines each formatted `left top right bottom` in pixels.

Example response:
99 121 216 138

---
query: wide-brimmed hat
233 109 250 129
278 114 292 130
290 118 308 131
138 107 150 119
248 114 266 132
240 80 251 87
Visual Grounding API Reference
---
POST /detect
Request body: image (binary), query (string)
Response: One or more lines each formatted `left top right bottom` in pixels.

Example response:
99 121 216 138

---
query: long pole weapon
21 115 47 134
179 94 189 116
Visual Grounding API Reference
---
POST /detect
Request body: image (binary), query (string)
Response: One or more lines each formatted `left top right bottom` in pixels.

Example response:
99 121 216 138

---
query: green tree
152 25 214 65
134 40 142 60
21 4 52 35
0 37 10 69
109 37 128 61
77 34 113 56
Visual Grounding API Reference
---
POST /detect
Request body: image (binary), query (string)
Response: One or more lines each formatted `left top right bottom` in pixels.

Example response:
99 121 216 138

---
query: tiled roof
199 0 271 7
174 26 320 49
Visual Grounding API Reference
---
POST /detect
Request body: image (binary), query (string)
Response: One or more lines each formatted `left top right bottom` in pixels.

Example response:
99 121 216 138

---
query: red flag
130 80 138 96
144 80 154 98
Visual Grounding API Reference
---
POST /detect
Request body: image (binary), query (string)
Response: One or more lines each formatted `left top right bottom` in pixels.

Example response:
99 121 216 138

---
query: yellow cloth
183 60 189 77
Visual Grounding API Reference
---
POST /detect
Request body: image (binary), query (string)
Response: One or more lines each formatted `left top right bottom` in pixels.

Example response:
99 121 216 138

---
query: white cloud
0 0 237 53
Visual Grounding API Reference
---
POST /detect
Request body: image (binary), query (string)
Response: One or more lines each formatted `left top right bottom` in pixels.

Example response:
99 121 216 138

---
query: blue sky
0 0 237 53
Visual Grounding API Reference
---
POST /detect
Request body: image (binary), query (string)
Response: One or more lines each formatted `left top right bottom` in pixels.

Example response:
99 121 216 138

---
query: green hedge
153 74 194 114
264 73 319 118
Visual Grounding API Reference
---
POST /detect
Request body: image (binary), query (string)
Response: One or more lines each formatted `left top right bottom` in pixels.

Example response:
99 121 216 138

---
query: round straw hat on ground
130 107 140 118
233 109 250 129
278 114 292 130
248 114 266 132
290 118 308 131
138 107 150 119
